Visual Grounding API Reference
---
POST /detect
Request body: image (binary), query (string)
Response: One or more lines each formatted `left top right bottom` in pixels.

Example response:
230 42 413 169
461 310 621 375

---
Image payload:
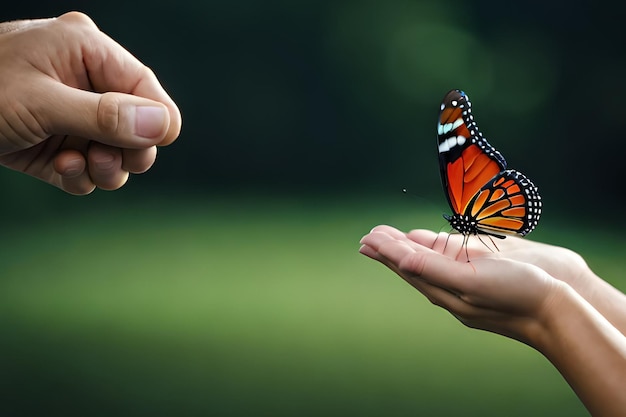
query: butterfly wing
459 169 542 237
437 90 507 216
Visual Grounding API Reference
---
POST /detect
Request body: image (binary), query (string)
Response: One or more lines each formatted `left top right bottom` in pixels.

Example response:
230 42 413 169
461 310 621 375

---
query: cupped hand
406 227 592 289
359 225 568 344
0 12 182 194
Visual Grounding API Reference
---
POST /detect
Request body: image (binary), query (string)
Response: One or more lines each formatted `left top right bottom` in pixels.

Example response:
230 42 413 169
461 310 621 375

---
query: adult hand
0 12 182 194
359 225 563 344
360 225 626 336
360 225 626 416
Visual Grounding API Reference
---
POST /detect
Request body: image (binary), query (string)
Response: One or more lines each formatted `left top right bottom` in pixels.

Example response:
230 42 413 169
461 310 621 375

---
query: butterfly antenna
403 187 449 216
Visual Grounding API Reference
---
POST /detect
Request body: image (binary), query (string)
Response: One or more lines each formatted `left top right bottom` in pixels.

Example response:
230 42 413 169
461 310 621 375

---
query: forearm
579 270 626 336
532 283 626 417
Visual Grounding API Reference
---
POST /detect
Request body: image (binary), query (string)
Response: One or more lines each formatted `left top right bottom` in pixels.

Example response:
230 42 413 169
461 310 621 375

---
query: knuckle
399 252 427 277
139 65 156 79
58 11 97 29
96 93 121 136
0 99 47 152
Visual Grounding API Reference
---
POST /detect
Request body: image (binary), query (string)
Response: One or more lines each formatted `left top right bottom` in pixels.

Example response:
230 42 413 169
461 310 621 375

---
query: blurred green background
2 1 626 416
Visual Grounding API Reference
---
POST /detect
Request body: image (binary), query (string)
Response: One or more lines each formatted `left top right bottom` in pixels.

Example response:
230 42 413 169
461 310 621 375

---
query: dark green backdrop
3 0 626 217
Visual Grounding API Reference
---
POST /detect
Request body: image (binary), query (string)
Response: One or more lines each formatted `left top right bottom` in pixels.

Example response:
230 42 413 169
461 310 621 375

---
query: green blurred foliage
3 198 622 416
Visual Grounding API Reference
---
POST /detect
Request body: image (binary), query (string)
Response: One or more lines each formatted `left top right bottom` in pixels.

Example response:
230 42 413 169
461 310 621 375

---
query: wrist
517 279 574 350
525 279 626 416
529 281 584 353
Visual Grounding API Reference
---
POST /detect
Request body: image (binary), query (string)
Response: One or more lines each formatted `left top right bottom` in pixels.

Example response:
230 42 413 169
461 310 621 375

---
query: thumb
40 83 171 149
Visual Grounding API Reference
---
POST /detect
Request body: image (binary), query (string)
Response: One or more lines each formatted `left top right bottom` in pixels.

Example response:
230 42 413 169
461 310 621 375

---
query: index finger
363 231 474 294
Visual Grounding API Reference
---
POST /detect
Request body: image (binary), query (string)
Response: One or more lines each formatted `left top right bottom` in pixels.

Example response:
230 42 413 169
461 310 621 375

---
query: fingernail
94 152 115 170
135 106 167 139
63 158 84 177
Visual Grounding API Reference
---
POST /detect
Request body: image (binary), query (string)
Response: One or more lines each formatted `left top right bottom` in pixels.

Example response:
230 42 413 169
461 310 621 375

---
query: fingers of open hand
361 229 490 318
360 230 416 267
360 229 470 291
359 231 414 277
369 227 475 263
406 229 501 261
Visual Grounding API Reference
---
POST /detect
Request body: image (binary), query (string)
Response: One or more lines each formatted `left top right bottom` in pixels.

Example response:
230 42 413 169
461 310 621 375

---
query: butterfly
437 89 542 242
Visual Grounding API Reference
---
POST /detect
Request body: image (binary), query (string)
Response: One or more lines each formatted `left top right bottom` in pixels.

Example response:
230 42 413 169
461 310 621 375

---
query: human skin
360 225 626 417
0 12 181 194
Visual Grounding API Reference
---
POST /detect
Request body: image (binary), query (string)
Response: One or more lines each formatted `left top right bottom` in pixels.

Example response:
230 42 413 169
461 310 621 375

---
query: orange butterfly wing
444 142 503 215
463 170 541 237
437 90 541 238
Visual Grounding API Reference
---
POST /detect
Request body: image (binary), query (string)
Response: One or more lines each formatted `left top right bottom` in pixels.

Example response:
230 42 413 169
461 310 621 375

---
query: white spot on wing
439 122 458 135
439 136 467 153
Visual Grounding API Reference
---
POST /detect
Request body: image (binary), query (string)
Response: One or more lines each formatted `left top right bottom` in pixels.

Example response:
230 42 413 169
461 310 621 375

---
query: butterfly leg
487 234 501 252
463 234 470 263
475 234 498 254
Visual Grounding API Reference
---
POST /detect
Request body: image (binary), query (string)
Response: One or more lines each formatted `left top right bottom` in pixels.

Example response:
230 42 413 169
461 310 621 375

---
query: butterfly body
437 90 541 238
